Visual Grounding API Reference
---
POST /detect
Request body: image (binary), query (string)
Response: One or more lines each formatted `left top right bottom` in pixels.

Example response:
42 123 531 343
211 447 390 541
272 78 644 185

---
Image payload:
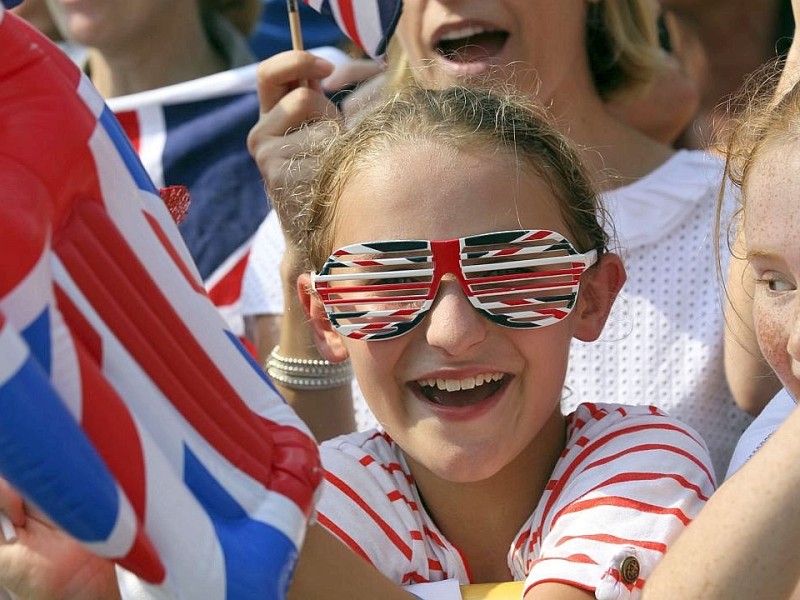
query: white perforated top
564 150 752 478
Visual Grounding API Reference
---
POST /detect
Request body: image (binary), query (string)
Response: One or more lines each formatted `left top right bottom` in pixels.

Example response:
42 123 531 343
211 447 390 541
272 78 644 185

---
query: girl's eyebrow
745 249 785 264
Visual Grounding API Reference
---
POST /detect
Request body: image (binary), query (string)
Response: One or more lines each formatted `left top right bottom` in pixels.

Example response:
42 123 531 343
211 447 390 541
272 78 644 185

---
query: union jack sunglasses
311 229 598 340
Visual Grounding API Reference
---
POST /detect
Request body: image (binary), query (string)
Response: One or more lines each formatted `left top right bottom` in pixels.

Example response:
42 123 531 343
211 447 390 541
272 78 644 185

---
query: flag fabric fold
0 10 322 600
303 0 403 58
107 64 268 338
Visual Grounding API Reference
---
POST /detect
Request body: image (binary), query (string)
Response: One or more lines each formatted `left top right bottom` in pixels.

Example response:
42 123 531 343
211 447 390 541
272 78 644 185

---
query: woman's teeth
438 25 492 42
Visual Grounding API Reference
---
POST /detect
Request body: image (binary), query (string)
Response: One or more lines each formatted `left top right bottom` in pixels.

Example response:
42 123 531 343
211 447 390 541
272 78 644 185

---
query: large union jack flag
303 0 403 58
0 10 321 600
107 64 267 339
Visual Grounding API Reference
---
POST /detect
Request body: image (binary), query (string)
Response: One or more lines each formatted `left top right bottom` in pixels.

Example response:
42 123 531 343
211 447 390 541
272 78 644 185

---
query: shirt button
620 556 640 584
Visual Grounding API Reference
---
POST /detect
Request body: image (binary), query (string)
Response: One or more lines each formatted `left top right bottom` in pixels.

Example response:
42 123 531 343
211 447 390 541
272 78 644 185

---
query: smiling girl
282 84 715 599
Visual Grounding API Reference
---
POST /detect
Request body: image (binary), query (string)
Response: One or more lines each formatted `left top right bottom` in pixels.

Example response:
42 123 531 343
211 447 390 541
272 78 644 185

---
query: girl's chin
407 444 507 484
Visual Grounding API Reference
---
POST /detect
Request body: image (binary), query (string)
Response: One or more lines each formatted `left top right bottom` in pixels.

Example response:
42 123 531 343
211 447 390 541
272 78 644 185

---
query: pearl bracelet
265 346 353 390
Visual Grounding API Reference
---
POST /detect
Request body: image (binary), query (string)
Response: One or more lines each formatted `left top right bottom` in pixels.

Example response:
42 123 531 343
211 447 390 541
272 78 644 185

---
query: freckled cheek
754 309 792 380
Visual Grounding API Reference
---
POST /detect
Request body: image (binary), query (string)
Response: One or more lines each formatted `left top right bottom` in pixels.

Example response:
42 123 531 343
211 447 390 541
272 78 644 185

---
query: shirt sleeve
240 211 285 316
520 404 716 600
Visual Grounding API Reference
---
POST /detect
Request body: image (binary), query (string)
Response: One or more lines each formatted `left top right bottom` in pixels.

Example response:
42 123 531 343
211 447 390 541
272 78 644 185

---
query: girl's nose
423 277 487 355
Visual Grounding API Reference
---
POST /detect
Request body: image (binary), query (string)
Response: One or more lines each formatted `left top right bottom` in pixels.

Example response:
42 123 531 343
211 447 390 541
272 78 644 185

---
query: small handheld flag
302 0 403 59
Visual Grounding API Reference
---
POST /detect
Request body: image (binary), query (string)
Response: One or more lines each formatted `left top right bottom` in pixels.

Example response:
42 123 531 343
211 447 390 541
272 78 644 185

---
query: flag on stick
302 0 403 58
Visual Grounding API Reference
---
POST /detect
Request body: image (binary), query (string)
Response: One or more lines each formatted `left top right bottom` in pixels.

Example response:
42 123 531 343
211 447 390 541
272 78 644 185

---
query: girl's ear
296 273 350 362
572 252 627 342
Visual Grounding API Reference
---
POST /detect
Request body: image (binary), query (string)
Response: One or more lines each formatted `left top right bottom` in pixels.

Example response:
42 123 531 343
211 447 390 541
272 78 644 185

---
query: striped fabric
0 11 321 600
317 403 715 598
303 0 403 58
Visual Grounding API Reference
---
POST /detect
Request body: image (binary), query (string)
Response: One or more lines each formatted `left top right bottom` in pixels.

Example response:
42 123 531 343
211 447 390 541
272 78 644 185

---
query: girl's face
394 0 593 101
745 141 800 402
309 142 616 483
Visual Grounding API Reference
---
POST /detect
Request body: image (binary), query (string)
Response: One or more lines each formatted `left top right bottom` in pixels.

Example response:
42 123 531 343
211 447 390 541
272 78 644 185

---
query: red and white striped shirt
317 403 715 599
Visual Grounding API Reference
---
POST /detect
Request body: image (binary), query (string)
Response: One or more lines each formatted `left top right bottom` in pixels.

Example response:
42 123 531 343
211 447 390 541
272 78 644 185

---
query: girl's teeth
419 373 504 391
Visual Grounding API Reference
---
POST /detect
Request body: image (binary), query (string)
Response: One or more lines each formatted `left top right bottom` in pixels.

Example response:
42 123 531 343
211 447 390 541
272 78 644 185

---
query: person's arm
289 525 417 600
643 401 800 599
776 0 800 100
247 51 357 441
268 250 356 441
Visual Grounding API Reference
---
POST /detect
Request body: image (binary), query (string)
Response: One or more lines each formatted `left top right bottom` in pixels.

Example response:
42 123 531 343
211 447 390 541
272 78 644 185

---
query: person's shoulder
567 401 666 427
320 429 406 477
566 402 710 452
562 402 717 487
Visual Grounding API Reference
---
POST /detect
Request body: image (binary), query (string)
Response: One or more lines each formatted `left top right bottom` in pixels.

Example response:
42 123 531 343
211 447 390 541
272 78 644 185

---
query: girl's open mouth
415 373 507 408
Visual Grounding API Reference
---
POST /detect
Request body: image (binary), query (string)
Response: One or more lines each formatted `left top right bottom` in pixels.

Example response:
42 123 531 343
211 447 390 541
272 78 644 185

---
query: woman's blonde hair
587 0 666 98
284 84 611 271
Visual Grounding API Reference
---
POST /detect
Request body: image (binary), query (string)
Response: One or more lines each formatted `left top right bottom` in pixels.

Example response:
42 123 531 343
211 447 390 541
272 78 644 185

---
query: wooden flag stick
287 0 305 51
286 0 308 87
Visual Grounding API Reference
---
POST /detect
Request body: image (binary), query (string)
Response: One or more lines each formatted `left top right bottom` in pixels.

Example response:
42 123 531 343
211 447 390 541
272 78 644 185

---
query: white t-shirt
725 387 796 479
564 150 752 479
317 403 715 599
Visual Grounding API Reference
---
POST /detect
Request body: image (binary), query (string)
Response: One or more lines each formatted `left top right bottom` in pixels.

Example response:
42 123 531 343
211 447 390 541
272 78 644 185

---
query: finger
0 479 25 528
255 50 335 113
253 83 337 140
322 58 385 92
247 98 337 178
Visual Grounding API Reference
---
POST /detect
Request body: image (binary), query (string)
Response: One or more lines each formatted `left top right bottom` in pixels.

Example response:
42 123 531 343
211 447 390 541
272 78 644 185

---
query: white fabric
317 403 715 598
564 150 752 479
725 387 796 479
241 211 285 316
404 579 461 599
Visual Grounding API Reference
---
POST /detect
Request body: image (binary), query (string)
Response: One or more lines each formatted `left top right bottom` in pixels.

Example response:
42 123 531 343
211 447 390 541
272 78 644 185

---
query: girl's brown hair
284 84 611 271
